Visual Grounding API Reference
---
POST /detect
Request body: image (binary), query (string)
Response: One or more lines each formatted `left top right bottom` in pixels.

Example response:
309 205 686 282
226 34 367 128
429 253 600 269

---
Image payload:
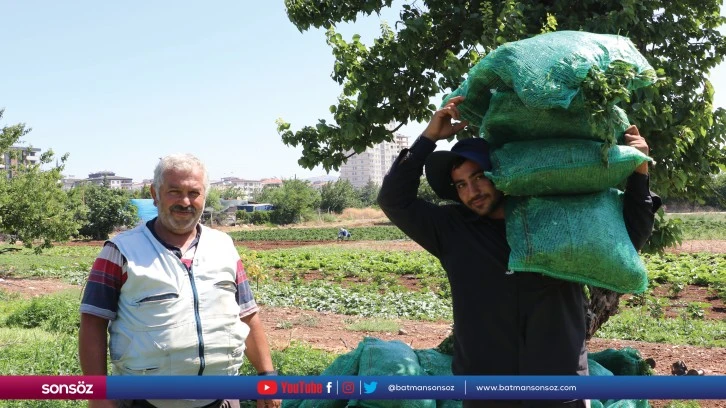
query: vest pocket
138 293 179 302
132 293 191 329
111 323 198 375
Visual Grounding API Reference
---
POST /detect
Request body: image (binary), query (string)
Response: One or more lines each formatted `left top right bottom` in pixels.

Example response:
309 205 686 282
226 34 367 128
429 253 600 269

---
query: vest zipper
187 263 206 375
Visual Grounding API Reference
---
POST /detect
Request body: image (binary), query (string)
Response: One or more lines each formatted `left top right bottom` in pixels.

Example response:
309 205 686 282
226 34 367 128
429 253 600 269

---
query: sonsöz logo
41 381 94 395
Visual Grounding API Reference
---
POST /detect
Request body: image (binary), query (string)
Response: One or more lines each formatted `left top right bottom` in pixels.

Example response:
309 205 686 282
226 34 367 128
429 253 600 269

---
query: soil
2 238 726 407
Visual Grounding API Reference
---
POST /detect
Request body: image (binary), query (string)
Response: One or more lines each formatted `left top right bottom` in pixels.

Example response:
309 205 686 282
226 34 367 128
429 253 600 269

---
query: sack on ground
505 189 648 293
486 139 651 196
349 337 436 408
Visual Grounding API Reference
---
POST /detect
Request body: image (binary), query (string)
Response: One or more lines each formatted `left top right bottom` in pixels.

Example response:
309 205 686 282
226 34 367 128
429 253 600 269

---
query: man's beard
467 192 503 217
159 204 203 234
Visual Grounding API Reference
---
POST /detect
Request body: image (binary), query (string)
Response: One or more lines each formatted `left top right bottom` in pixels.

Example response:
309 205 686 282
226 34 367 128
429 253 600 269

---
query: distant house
239 203 275 212
61 177 84 191
130 179 154 191
310 180 332 190
85 171 134 190
61 170 134 190
1 146 41 178
210 177 263 200
260 178 283 188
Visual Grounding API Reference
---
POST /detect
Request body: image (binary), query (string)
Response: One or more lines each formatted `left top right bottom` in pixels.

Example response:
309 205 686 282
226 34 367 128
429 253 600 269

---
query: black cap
424 138 492 202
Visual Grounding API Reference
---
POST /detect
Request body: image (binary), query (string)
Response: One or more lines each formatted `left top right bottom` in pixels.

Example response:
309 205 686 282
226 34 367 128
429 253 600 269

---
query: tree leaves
280 0 726 207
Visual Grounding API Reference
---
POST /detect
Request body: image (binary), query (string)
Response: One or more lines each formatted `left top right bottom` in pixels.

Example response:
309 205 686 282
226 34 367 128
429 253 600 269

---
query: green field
229 226 408 241
1 219 725 407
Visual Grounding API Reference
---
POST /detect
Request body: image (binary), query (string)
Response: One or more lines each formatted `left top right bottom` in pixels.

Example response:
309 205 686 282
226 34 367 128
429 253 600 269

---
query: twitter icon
363 381 377 394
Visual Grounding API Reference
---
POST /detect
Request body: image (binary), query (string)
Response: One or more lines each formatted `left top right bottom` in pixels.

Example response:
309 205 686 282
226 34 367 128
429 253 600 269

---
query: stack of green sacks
281 338 653 408
443 31 656 293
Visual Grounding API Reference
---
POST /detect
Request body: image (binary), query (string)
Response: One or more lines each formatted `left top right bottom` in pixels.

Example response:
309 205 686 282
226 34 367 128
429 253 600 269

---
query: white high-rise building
339 133 409 188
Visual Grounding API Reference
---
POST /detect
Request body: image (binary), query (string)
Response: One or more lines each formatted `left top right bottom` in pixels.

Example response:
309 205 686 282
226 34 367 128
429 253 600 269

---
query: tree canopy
1 109 80 251
74 182 139 240
257 179 321 224
279 0 726 207
320 179 362 213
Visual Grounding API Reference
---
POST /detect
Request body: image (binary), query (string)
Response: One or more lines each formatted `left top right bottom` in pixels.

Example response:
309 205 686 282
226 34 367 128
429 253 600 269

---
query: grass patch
275 320 294 329
661 401 702 408
1 402 83 408
0 244 97 284
344 318 400 332
666 212 726 240
239 341 337 376
596 307 726 347
294 314 320 327
0 327 80 375
4 289 82 335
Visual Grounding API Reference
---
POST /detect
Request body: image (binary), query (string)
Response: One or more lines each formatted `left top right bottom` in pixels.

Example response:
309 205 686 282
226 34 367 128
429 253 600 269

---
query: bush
5 290 81 335
239 341 336 376
236 210 250 224
249 211 271 225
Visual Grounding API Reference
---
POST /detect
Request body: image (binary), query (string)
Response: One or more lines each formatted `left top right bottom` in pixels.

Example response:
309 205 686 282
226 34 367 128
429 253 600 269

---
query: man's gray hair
153 153 210 194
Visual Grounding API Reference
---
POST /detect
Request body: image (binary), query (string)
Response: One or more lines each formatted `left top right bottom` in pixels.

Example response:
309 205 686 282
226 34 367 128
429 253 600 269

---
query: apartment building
84 171 134 190
211 177 263 200
339 133 409 188
1 146 41 177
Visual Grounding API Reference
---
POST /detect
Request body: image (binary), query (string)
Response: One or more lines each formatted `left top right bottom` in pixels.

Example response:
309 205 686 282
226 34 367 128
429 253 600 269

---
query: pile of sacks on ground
281 337 653 408
446 30 657 294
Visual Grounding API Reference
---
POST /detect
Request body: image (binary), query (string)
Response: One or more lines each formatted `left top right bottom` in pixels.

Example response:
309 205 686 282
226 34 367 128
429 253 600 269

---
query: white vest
109 224 250 408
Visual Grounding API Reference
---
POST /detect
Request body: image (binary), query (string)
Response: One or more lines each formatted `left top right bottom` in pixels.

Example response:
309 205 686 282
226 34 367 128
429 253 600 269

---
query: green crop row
229 226 409 241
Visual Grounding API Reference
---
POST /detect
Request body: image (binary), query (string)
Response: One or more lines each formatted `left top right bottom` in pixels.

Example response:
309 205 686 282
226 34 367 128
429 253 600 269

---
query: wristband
257 370 278 376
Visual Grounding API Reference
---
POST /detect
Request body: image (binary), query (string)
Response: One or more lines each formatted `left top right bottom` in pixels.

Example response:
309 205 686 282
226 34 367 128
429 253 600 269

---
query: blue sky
1 2 724 182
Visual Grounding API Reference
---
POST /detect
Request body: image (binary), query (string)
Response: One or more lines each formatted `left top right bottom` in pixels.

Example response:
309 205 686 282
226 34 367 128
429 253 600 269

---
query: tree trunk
585 286 622 340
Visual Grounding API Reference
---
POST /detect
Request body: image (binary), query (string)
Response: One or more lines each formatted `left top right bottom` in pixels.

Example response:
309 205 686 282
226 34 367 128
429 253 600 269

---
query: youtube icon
257 380 278 395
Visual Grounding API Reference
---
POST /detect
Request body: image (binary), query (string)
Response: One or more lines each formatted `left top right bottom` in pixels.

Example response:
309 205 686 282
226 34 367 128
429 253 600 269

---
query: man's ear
150 185 158 207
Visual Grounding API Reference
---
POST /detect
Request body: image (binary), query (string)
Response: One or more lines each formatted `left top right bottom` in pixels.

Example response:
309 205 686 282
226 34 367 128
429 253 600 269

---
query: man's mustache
468 195 488 206
170 205 196 214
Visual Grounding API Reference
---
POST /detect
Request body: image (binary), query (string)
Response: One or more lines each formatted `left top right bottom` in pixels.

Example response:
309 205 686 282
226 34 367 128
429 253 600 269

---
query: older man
79 153 280 408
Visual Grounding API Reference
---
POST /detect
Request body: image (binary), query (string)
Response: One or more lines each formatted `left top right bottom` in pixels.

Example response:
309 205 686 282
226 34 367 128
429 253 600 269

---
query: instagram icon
341 382 355 394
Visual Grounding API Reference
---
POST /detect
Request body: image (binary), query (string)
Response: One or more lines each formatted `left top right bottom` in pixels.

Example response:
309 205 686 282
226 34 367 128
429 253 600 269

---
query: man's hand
624 125 649 175
421 96 468 142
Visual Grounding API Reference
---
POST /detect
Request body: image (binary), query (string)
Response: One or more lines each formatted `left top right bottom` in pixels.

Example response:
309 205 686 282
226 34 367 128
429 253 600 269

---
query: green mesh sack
480 91 630 146
442 31 655 146
414 349 453 376
281 343 364 408
593 400 650 408
588 359 614 377
349 338 436 408
588 348 654 376
505 189 648 293
485 139 651 196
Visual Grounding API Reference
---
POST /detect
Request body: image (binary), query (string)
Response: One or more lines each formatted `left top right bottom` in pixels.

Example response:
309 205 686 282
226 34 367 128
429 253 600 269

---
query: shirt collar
146 217 201 259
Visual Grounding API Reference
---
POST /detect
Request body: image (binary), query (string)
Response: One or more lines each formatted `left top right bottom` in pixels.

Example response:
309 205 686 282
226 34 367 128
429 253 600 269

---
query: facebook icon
326 382 333 394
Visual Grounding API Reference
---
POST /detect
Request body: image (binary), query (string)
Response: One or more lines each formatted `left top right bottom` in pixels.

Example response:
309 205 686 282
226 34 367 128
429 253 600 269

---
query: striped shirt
80 219 258 320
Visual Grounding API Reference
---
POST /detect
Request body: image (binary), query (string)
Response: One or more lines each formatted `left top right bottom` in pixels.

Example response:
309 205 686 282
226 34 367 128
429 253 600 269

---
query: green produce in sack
443 31 656 151
481 90 630 146
486 139 652 196
505 189 648 293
